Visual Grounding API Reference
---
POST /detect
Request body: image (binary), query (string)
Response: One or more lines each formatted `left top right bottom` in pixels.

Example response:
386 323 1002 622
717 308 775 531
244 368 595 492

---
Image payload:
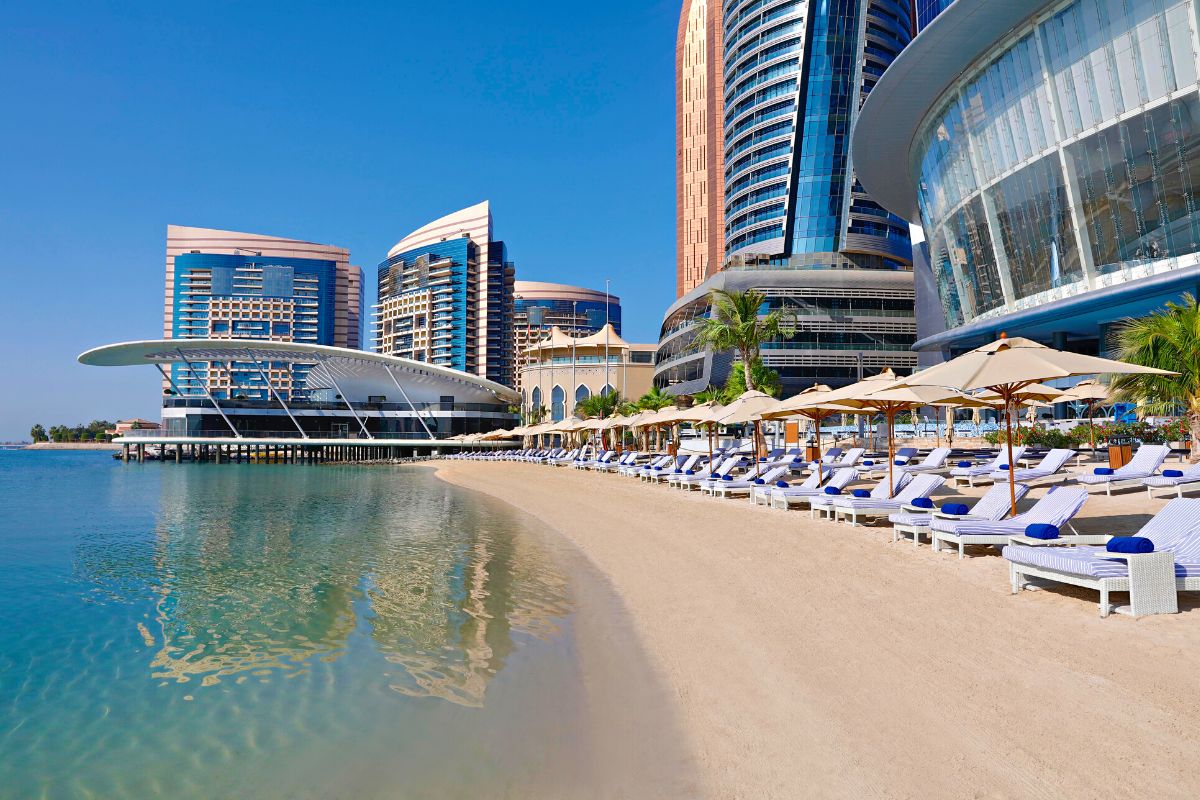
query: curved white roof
387 200 491 259
852 0 1044 222
78 339 519 404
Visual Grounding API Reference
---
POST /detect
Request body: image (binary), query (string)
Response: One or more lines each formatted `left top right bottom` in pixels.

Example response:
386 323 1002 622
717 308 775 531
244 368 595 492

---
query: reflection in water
3 454 667 800
81 465 571 706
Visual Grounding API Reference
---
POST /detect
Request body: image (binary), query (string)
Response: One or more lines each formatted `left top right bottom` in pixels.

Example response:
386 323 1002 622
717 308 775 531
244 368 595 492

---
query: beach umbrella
712 391 782 475
824 382 989 497
1056 379 1111 452
977 383 1064 444
676 400 726 465
900 334 1174 514
758 384 848 485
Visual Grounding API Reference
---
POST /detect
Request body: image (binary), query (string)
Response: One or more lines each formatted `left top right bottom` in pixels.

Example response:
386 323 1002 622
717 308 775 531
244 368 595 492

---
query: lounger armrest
901 503 934 514
932 511 974 520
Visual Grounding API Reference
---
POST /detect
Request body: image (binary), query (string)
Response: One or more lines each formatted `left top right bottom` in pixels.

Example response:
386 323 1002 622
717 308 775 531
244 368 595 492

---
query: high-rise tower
373 201 515 387
656 0 919 395
162 225 363 400
676 0 725 298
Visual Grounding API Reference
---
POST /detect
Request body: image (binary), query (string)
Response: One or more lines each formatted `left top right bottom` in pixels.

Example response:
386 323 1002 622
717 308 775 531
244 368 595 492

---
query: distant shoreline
22 442 121 451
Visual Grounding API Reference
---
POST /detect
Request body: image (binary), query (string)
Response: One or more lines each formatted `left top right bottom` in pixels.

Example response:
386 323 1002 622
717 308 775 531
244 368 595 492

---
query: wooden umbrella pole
815 412 823 487
887 406 896 499
1004 388 1018 516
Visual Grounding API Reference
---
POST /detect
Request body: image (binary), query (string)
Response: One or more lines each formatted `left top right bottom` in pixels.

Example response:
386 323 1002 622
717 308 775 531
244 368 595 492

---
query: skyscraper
656 0 919 395
163 225 363 400
915 0 955 31
676 0 726 298
373 201 515 387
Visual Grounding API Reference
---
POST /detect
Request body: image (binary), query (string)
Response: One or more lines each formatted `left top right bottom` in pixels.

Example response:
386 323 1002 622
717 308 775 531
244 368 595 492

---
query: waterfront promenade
434 459 1200 799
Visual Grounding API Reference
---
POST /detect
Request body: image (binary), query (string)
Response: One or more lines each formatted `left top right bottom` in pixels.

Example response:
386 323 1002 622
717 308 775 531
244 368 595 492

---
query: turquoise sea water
0 451 625 798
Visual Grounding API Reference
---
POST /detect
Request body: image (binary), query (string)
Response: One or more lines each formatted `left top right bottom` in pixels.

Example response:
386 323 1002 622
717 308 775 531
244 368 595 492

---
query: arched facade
551 386 565 421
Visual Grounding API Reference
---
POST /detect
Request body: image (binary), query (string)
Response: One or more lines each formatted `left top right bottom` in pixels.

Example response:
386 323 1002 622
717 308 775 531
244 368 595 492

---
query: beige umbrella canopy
758 384 849 484
711 391 782 472
671 400 726 464
477 428 516 441
828 382 990 497
1056 379 1112 451
901 335 1174 513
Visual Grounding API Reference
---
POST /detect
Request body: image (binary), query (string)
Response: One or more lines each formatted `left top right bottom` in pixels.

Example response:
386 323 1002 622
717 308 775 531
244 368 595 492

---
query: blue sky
0 0 679 440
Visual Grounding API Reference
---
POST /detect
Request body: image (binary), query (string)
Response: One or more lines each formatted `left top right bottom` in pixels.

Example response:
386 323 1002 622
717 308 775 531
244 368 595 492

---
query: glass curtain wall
915 0 1200 329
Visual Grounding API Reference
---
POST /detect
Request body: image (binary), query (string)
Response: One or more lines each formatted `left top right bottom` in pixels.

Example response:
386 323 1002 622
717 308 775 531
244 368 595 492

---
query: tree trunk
1189 411 1200 463
742 348 755 392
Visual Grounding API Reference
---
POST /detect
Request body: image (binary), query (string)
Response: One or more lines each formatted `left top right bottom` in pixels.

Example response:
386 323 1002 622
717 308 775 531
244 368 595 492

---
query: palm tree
576 391 622 419
1110 294 1200 458
636 386 674 411
690 288 797 392
29 424 46 443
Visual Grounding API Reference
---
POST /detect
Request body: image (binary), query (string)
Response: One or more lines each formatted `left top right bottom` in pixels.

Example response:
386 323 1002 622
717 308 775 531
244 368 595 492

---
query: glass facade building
373 202 516 387
656 0 919 395
855 0 1200 357
722 0 913 262
915 0 955 31
163 226 363 401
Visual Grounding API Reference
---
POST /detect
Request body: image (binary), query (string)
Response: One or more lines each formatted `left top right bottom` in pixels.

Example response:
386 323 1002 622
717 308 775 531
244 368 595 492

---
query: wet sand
434 460 1200 799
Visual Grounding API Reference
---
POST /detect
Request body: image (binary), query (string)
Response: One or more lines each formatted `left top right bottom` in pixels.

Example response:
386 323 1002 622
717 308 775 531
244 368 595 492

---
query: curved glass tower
722 0 912 264
656 1 918 396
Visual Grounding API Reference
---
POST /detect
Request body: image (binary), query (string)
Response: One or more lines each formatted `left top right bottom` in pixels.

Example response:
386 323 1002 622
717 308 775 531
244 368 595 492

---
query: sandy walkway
434 460 1200 799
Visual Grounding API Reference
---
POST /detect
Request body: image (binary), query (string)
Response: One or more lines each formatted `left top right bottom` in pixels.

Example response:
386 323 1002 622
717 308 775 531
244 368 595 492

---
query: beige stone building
519 325 656 421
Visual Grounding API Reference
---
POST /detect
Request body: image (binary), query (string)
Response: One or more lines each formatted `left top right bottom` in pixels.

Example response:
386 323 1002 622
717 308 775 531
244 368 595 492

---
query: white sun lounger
765 468 857 509
809 471 912 520
708 464 792 498
989 448 1076 486
889 483 1031 547
1144 464 1200 499
833 473 945 526
901 447 952 474
930 486 1089 559
1004 498 1200 617
950 446 1027 487
648 454 703 483
678 457 744 490
668 456 723 488
1075 445 1171 495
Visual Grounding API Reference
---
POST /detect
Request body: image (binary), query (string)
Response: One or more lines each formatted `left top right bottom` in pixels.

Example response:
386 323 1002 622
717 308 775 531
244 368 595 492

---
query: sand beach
435 460 1200 799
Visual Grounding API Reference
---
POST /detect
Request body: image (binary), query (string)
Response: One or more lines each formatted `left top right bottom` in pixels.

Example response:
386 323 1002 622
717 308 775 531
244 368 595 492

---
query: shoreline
433 460 1200 799
22 442 120 451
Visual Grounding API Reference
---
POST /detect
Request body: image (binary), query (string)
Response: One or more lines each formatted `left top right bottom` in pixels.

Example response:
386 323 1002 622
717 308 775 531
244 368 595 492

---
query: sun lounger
1144 464 1200 499
1075 445 1171 495
765 468 858 509
930 486 1088 559
950 446 1027 487
990 448 1076 486
678 457 744 490
901 447 952 474
668 456 723 488
647 454 702 483
890 483 1030 547
833 474 945 526
708 464 792 498
1004 498 1200 616
809 471 912 519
